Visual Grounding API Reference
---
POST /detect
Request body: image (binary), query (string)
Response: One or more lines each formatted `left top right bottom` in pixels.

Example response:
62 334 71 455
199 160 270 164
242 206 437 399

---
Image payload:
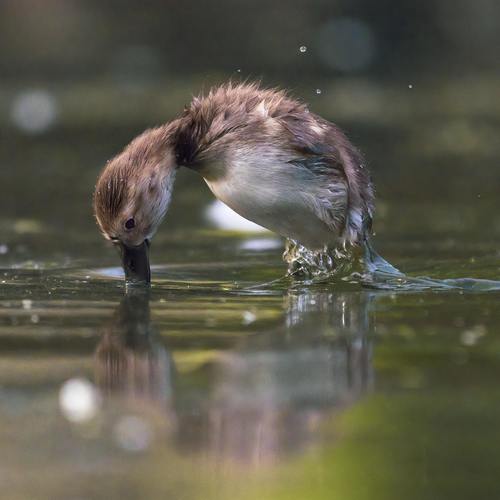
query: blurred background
0 0 499 269
1 3 500 500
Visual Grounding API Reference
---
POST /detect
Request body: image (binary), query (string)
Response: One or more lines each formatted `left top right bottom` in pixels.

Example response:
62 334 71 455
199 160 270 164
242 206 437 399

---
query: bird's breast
201 150 344 249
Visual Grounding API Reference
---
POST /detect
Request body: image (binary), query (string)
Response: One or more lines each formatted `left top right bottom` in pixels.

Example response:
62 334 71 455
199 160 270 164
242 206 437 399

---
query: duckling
94 82 376 283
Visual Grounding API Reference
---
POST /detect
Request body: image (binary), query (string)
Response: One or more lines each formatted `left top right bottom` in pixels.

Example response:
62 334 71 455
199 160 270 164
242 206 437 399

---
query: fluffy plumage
94 81 375 256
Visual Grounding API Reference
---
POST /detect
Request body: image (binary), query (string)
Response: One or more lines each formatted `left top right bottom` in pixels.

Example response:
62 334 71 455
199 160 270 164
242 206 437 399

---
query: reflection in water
94 288 376 465
94 290 173 411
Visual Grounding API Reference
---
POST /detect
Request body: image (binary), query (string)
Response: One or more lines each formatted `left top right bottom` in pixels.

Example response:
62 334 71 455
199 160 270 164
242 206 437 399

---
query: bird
94 81 383 284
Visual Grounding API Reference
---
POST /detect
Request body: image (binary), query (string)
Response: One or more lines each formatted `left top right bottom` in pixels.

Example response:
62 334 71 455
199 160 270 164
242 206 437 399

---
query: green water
1 77 500 500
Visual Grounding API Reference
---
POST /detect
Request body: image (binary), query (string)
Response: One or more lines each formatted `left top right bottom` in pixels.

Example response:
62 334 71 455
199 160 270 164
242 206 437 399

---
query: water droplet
408 84 413 89
31 314 40 324
0 244 8 255
315 88 322 94
299 45 307 53
236 68 242 73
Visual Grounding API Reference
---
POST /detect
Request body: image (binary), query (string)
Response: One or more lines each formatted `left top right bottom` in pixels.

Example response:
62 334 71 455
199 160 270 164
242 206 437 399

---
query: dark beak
118 240 151 284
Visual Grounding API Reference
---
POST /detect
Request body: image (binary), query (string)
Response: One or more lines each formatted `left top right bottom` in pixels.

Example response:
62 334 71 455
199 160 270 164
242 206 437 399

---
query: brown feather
94 81 374 248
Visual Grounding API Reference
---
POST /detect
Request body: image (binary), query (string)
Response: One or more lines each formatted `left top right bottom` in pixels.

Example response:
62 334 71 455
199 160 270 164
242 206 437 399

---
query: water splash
281 238 500 293
283 239 363 280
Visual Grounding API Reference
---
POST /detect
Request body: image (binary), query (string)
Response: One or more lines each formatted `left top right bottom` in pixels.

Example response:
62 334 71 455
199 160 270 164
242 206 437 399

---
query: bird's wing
278 113 374 245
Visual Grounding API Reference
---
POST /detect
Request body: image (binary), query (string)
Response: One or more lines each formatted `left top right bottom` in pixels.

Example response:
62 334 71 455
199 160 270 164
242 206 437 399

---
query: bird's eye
125 218 135 230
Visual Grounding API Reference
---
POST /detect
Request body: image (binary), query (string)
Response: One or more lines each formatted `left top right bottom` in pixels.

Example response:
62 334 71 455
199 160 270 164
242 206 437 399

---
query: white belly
201 154 345 249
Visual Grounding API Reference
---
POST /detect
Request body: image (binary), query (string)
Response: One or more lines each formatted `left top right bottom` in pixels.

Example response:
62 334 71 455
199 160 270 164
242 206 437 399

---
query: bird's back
174 82 374 248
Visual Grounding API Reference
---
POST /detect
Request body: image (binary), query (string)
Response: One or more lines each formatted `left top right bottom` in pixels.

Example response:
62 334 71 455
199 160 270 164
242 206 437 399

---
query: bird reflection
189 290 374 465
94 289 173 411
94 286 376 465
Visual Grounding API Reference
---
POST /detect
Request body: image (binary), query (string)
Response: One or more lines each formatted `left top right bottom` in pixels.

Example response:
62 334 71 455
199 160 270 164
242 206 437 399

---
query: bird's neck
169 115 214 168
140 116 211 171
152 98 248 171
169 106 247 169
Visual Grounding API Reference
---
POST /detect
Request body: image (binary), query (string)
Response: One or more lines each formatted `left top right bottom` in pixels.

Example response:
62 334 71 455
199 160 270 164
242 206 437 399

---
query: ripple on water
1 248 499 300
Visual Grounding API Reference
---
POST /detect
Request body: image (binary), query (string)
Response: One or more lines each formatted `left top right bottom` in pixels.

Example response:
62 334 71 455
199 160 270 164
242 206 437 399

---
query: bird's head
93 127 177 284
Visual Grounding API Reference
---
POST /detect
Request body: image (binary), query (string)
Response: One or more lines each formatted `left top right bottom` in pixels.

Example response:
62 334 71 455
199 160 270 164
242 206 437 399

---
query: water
1 77 500 499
